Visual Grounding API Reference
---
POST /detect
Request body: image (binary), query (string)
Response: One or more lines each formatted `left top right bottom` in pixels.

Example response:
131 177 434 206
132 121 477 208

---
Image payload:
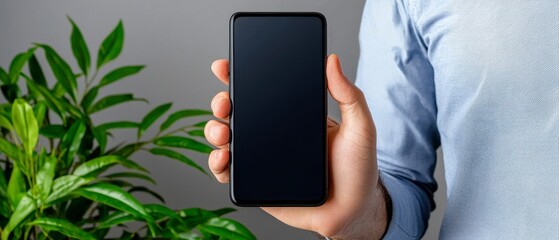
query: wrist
377 176 392 239
327 175 391 240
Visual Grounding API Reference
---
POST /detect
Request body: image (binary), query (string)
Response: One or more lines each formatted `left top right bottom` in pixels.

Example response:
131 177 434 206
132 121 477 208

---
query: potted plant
0 17 255 240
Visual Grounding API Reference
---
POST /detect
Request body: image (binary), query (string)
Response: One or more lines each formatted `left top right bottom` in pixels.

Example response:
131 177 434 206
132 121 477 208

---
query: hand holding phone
205 53 390 238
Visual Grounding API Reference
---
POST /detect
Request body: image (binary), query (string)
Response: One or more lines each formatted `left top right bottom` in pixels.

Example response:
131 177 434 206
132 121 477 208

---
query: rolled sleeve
381 172 434 239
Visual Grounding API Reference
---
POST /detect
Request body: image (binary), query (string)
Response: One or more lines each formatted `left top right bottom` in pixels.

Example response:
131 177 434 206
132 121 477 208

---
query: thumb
326 54 375 134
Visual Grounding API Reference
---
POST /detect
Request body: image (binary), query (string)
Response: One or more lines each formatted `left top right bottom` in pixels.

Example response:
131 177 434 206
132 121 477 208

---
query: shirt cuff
380 172 430 240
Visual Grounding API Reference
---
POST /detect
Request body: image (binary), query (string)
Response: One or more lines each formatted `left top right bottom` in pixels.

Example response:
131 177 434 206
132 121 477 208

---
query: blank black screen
230 13 326 205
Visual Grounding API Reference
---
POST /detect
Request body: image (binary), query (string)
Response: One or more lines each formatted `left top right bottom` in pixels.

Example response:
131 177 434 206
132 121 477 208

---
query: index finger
211 59 229 85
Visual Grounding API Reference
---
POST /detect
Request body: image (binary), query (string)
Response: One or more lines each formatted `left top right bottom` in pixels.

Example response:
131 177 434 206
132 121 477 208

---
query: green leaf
52 83 65 98
128 186 165 203
149 147 208 175
159 229 202 240
92 127 108 154
80 86 99 110
39 125 66 139
72 155 119 177
68 17 91 76
193 120 208 128
187 129 205 137
97 211 137 229
30 217 96 240
139 102 172 138
60 120 86 165
97 121 139 131
99 65 144 87
0 113 14 130
113 142 144 158
34 102 47 127
174 208 236 233
88 93 146 114
72 155 124 177
63 194 93 223
160 109 212 131
104 172 156 185
8 48 35 83
144 203 179 220
106 179 133 188
97 20 124 69
91 227 110 239
154 136 213 153
210 208 236 217
118 157 151 172
73 155 148 177
74 182 157 235
0 169 8 199
7 165 26 209
60 96 84 117
0 67 9 84
46 175 90 204
11 99 39 156
0 169 10 218
36 44 78 101
28 54 48 87
36 154 57 200
1 194 37 240
198 218 256 240
23 77 65 118
2 175 91 240
178 208 235 219
1 83 21 103
0 138 19 159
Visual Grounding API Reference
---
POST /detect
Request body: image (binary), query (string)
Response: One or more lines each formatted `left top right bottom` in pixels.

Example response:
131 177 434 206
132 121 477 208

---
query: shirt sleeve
355 0 440 239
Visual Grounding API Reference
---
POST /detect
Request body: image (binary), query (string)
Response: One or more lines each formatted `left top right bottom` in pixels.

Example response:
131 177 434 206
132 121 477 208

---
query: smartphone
229 12 327 206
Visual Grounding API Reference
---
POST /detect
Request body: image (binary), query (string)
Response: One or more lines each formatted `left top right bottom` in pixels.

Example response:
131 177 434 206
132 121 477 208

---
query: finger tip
328 54 339 65
211 59 228 77
210 149 229 172
213 109 227 120
209 150 222 169
210 60 220 72
213 94 231 119
329 53 338 60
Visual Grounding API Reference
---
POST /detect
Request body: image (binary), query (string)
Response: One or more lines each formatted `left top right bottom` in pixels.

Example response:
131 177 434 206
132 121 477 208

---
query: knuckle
315 222 344 239
354 87 365 99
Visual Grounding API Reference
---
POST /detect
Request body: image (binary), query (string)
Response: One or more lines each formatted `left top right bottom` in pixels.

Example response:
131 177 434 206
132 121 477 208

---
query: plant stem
153 125 196 141
84 70 98 93
80 70 98 107
86 203 98 227
139 147 151 152
23 225 31 240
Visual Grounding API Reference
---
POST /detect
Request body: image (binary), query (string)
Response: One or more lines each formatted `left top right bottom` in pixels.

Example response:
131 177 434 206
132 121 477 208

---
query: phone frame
228 12 328 207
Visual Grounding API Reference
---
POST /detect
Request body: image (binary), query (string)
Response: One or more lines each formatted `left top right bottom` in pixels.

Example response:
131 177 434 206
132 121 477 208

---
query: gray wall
0 0 446 239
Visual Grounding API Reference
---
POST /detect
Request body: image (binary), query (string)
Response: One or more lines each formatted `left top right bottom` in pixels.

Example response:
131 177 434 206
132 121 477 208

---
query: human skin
204 54 389 239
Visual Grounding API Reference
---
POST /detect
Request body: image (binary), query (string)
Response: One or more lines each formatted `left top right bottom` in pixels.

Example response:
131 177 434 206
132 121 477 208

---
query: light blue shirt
355 0 559 239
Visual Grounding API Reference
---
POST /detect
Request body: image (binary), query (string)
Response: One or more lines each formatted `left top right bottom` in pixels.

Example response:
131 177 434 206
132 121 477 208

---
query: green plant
0 17 255 240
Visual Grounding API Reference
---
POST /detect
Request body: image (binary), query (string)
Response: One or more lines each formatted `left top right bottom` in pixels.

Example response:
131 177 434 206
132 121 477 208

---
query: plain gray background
0 0 446 239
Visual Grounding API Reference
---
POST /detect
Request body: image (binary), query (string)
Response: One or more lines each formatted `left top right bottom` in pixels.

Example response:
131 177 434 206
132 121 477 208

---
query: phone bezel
229 12 328 207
